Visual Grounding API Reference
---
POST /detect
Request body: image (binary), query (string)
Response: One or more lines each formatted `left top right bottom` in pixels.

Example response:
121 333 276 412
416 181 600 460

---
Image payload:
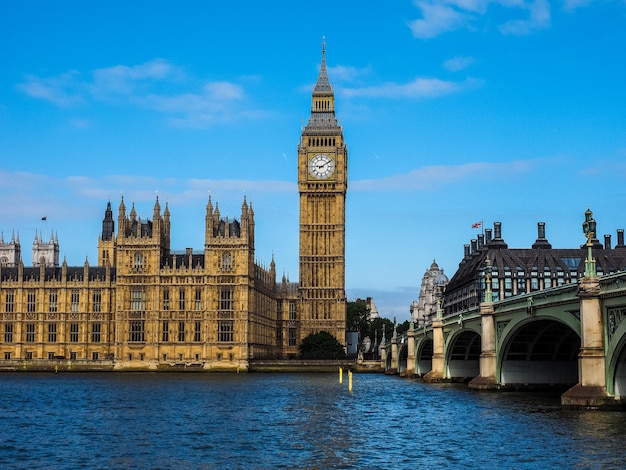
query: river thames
1 372 626 469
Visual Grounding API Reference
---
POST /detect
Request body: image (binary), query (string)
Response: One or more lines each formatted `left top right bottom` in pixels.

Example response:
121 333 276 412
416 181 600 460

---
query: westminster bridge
381 270 626 408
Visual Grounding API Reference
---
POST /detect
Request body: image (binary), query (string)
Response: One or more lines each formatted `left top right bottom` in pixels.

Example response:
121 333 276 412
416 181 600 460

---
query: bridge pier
423 317 444 382
468 300 499 390
387 329 399 374
562 277 614 407
403 323 416 377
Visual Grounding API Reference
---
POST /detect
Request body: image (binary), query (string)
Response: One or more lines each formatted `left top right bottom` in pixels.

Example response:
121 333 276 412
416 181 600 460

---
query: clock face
308 154 335 179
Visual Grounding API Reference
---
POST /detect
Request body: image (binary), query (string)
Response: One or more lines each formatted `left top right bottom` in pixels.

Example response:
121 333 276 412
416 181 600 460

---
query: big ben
298 39 347 346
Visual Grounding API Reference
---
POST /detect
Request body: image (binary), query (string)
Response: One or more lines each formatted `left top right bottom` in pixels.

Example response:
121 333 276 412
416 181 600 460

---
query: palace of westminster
0 45 348 370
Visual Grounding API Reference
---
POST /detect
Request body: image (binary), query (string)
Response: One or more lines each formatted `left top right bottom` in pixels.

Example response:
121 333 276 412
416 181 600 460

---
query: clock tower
298 40 347 346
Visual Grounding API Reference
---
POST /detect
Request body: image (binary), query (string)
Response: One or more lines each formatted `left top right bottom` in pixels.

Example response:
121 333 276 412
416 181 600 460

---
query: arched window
134 252 144 270
222 251 232 271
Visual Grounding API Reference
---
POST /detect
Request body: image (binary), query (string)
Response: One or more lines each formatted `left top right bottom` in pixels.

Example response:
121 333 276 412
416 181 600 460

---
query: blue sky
1 1 625 321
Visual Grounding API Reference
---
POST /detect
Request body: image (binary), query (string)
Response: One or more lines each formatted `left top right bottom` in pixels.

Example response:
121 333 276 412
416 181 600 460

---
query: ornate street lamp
434 273 447 319
582 206 597 278
483 256 493 303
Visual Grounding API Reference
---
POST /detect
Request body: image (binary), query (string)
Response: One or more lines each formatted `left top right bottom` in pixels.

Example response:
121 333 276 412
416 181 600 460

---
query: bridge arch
416 337 433 376
499 318 579 387
445 329 480 380
606 314 626 398
398 343 408 374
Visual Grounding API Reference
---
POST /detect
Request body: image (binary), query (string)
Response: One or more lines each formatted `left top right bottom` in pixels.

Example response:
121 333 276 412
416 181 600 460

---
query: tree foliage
299 331 346 359
346 300 396 351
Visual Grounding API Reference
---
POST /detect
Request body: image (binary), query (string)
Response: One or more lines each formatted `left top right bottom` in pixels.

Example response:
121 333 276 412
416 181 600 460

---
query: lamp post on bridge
484 257 492 303
562 206 611 406
582 206 597 278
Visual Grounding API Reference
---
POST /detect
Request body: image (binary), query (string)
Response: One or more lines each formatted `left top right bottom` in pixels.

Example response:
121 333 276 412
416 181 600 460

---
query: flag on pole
471 221 482 229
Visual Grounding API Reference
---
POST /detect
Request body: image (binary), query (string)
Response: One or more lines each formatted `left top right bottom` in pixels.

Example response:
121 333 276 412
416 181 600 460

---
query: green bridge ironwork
381 271 626 408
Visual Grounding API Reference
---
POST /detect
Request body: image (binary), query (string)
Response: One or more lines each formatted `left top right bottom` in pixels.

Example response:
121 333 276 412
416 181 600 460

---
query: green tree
299 331 346 359
368 317 394 346
396 320 410 335
347 299 370 340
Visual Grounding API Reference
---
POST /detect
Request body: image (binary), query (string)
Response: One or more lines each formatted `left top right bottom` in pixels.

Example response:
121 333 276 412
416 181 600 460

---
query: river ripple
1 372 626 469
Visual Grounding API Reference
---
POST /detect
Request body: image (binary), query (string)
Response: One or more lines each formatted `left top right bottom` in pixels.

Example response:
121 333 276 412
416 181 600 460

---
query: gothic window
4 323 13 343
49 290 58 313
91 323 101 343
27 290 36 313
195 288 202 311
163 289 170 311
71 290 80 313
130 290 146 311
218 286 234 342
48 323 57 343
178 321 185 342
70 323 79 342
162 321 169 342
129 321 145 342
0 257 7 266
219 287 233 312
179 289 185 310
92 290 102 313
134 252 144 270
222 252 232 271
5 290 14 313
218 320 233 343
25 323 35 342
288 328 297 346
289 301 297 321
194 321 201 342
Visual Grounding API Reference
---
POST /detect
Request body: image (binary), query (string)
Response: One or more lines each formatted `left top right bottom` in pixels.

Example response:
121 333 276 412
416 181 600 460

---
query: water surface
1 372 625 469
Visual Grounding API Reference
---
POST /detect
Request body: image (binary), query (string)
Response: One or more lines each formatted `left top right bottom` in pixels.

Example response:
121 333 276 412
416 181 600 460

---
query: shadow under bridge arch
500 319 579 388
446 330 481 381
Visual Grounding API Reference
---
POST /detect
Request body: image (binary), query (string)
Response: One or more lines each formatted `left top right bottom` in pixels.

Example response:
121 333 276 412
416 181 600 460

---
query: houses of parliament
0 44 348 370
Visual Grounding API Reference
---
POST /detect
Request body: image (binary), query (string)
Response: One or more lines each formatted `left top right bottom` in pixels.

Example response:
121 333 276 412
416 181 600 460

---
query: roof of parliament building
443 220 626 315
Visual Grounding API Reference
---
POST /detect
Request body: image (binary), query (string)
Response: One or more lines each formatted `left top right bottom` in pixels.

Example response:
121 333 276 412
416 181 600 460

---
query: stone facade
0 44 347 369
297 40 347 345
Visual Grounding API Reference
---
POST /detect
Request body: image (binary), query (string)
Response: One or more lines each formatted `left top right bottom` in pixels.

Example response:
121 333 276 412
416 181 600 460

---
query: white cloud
352 160 535 191
409 1 473 38
17 59 253 127
17 71 84 107
443 56 476 71
498 0 551 35
341 77 470 99
562 0 593 11
327 64 372 82
409 0 553 38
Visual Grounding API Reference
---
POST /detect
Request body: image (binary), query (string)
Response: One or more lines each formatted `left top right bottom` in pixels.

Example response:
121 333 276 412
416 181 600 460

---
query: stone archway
500 319 579 387
398 344 408 374
416 339 433 376
446 330 480 380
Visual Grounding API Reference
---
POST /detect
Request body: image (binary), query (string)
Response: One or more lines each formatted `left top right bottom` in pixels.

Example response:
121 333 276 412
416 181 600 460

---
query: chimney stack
605 234 612 250
485 228 493 245
617 229 625 248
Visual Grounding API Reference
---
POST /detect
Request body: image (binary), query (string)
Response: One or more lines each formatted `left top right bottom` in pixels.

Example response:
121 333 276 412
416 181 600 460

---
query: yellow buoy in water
339 367 343 384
